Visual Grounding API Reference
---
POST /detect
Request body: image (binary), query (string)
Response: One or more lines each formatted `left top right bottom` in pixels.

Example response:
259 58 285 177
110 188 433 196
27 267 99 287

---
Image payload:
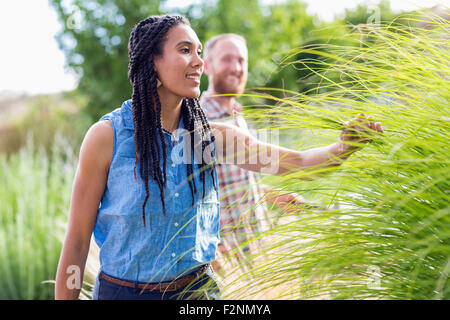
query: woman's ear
153 56 162 88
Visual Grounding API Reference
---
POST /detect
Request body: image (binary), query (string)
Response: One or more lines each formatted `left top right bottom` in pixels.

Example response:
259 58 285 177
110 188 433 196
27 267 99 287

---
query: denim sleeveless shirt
93 99 220 283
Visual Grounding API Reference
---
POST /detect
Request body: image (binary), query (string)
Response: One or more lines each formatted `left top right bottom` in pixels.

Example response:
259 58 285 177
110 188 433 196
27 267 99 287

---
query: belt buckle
199 264 208 277
160 281 177 292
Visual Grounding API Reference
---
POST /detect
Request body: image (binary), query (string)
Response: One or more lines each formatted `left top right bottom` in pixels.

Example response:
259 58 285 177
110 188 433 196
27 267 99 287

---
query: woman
55 14 383 300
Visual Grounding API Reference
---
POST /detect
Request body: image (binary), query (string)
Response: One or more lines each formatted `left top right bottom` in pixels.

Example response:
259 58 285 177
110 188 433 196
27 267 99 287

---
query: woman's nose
192 52 204 69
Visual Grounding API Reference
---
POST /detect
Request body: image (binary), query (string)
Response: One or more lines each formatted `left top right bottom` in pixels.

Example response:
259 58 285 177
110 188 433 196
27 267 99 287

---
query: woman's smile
186 71 202 84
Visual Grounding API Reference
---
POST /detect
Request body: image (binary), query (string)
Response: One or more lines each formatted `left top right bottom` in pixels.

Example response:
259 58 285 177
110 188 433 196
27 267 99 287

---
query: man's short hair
204 33 247 60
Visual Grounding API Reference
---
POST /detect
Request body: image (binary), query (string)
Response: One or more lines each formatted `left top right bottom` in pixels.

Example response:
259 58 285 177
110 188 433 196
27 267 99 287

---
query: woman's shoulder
79 120 114 169
86 120 113 144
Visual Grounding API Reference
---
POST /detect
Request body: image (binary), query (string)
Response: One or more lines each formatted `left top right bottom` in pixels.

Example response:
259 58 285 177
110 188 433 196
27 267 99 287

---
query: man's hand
339 113 384 153
270 192 308 214
260 184 308 213
270 192 306 207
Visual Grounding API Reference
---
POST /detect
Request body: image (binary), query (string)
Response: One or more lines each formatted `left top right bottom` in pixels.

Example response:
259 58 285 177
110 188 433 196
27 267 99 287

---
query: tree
49 0 165 120
342 0 396 26
183 0 316 100
49 0 322 118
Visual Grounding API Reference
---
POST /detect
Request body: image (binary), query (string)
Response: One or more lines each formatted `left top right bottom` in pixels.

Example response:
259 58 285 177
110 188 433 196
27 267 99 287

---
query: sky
0 0 446 96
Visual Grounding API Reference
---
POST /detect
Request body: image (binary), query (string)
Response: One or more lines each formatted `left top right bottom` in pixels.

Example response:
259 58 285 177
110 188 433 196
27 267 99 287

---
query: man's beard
213 74 246 95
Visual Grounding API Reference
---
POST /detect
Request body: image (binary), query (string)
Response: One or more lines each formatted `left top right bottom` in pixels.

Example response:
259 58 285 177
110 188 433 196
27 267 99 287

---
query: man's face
205 38 248 95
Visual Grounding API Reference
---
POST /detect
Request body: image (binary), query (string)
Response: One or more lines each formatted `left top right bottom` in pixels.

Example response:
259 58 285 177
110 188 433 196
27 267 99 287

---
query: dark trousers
92 266 220 300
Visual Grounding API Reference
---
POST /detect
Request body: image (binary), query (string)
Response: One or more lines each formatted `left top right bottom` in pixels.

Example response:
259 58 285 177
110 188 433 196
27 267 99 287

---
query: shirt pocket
116 136 137 159
113 135 169 213
106 160 164 216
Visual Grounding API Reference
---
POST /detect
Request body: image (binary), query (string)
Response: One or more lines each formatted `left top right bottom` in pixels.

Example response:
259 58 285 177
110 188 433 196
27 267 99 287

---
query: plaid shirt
200 94 269 252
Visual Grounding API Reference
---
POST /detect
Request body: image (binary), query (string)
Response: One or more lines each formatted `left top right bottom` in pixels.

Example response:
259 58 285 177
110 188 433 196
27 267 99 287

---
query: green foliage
3 1 442 300
49 0 165 120
49 0 406 120
0 135 77 299
49 0 319 119
0 92 89 157
220 12 449 299
342 0 396 25
11 92 89 156
184 0 315 95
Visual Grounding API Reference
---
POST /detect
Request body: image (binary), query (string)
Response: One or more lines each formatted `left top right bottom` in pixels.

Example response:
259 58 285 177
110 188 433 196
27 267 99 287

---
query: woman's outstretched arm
210 113 383 177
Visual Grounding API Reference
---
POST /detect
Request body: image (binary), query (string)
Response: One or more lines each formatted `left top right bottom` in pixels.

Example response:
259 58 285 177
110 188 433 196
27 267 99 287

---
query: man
200 34 306 272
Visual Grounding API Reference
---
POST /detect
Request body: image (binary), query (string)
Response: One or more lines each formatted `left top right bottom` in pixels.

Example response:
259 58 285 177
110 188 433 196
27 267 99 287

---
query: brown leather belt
100 265 209 292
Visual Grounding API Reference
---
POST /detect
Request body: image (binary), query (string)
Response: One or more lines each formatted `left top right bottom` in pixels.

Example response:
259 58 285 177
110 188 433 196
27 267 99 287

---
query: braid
193 98 218 193
184 98 218 202
128 15 217 227
181 100 197 207
150 66 168 186
129 15 185 226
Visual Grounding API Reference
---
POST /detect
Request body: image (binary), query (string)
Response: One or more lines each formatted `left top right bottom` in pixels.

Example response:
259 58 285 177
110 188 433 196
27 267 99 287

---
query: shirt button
171 253 176 257
171 163 176 168
174 193 179 197
174 222 179 227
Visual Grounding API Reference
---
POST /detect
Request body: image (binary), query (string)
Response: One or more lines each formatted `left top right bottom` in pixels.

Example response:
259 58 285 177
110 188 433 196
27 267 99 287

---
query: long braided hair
127 15 217 227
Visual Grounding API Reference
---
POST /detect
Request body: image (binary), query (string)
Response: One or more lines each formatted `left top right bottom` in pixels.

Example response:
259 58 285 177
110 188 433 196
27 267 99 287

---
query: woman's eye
181 48 190 53
197 50 203 56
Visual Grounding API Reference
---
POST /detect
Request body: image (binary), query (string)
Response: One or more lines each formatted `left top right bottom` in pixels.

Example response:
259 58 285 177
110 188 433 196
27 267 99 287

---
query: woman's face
154 24 204 100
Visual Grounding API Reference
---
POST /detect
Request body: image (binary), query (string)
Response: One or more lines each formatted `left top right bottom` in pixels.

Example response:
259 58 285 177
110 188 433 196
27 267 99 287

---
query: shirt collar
121 99 134 130
199 94 242 119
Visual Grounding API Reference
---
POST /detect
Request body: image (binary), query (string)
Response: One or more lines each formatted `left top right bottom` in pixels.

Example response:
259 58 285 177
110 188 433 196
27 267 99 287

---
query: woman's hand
339 113 384 153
